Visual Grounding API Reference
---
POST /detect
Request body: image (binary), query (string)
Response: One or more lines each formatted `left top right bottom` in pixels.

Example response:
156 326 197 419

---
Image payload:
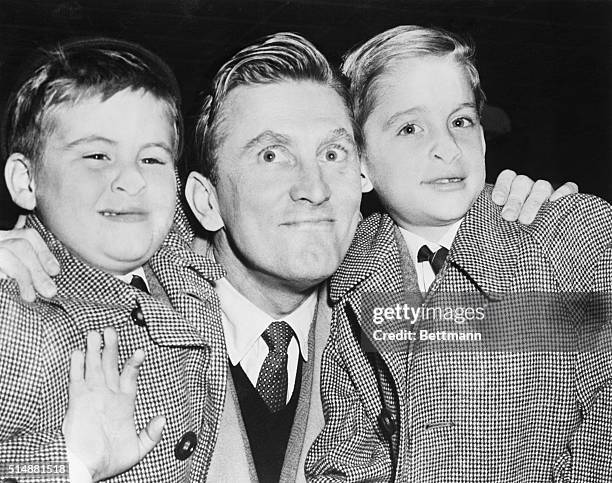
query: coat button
174 431 198 460
131 304 145 326
378 407 397 438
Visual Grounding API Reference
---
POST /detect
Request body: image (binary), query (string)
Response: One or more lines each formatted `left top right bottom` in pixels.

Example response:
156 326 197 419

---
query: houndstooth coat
306 188 612 482
0 214 228 482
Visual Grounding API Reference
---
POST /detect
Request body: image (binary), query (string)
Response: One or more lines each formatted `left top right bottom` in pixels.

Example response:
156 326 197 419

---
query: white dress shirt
215 277 316 403
399 220 463 293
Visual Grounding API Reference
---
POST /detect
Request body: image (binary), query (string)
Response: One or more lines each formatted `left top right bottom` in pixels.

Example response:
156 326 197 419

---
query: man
0 32 576 482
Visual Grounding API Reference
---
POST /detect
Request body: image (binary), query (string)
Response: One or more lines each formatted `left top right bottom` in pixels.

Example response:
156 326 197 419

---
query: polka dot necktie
417 245 449 275
256 321 294 413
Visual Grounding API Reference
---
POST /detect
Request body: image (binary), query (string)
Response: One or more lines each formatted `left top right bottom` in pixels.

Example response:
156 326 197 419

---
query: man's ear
4 153 36 211
360 159 374 193
185 171 225 232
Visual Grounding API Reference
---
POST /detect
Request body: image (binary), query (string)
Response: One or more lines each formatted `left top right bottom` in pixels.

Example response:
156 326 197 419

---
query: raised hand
62 327 165 482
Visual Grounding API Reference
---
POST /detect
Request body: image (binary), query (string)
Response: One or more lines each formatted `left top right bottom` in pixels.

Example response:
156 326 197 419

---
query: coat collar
330 212 400 304
26 214 226 346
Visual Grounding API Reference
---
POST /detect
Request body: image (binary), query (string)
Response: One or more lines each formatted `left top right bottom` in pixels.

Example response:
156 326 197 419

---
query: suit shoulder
526 193 612 247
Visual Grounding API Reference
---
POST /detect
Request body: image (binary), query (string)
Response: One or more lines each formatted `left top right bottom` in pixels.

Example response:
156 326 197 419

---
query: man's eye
257 146 290 164
323 146 348 162
398 124 422 136
262 150 276 162
83 153 109 161
452 117 475 128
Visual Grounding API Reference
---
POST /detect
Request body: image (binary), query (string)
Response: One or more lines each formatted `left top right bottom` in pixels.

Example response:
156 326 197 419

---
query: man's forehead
221 80 353 138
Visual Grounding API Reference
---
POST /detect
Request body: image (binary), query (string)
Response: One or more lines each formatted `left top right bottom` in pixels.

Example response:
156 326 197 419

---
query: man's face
212 80 362 292
362 55 486 238
33 88 177 275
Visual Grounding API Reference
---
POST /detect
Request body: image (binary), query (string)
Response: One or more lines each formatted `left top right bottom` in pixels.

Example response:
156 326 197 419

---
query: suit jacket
306 188 612 482
202 276 331 483
0 214 228 482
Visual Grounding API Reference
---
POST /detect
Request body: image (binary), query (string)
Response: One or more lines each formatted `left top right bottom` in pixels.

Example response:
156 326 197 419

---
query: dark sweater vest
230 358 303 483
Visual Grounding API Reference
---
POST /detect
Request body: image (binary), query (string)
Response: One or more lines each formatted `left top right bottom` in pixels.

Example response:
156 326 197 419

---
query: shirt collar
115 267 149 292
214 277 315 365
400 219 463 268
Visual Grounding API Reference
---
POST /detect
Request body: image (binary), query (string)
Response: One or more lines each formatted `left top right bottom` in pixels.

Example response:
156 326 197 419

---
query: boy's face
362 55 486 239
33 88 177 275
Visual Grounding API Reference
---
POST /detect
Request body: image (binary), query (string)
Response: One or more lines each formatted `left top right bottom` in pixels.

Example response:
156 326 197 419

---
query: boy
306 26 612 482
0 38 227 482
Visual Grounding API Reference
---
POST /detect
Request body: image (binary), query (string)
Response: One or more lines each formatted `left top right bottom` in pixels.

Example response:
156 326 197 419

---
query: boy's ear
479 124 487 156
360 159 374 193
4 153 37 211
185 171 225 232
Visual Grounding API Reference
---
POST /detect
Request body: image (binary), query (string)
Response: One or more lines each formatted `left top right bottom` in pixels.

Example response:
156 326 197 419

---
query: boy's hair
3 37 183 172
342 25 486 149
194 32 352 184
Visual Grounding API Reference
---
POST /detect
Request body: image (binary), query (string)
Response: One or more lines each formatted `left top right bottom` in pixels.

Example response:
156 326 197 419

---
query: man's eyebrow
320 127 357 148
64 135 116 149
243 130 291 151
383 107 423 130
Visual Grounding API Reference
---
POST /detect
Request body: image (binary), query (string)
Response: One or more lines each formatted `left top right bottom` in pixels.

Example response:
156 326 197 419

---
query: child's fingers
119 348 145 395
102 327 120 390
84 331 104 385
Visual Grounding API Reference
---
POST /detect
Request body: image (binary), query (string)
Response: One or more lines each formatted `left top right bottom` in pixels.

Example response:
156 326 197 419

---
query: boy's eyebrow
383 107 423 130
142 142 174 155
452 102 479 114
64 137 173 155
64 135 117 149
243 130 291 151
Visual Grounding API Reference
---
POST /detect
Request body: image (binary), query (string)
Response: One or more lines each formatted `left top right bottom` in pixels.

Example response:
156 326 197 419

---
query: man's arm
0 173 580 301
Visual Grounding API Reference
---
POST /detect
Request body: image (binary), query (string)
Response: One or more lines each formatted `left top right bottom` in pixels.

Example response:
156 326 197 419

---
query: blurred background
1 0 610 227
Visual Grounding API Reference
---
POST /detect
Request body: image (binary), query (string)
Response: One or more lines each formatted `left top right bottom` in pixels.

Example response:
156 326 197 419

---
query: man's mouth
281 217 336 229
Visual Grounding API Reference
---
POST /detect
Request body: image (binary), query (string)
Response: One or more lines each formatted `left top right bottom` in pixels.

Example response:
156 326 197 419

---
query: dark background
1 0 610 228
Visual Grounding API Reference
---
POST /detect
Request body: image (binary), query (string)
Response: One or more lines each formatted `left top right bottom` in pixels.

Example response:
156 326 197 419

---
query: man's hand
0 215 59 301
63 328 165 482
491 169 579 224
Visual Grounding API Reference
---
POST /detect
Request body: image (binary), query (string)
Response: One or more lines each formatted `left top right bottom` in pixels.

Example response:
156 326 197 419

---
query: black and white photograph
0 1 610 482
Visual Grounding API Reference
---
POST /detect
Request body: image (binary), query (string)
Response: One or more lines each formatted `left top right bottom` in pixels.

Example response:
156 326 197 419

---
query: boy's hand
63 327 165 482
0 215 59 301
491 169 579 224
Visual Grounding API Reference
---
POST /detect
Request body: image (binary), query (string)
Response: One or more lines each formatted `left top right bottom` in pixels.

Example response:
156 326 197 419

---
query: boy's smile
32 88 177 275
362 54 486 241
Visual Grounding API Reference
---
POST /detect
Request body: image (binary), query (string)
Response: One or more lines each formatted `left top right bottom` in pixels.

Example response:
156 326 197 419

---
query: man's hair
342 25 486 149
3 37 183 172
194 32 351 184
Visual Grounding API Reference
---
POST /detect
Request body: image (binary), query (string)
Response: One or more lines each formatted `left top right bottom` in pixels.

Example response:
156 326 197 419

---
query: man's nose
289 160 331 205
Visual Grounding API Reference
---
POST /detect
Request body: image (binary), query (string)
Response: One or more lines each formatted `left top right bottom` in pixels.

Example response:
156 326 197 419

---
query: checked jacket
0 214 228 482
306 188 612 482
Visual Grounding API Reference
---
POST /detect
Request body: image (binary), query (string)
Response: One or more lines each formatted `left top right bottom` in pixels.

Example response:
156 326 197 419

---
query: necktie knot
130 274 149 294
417 245 449 275
261 321 293 354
